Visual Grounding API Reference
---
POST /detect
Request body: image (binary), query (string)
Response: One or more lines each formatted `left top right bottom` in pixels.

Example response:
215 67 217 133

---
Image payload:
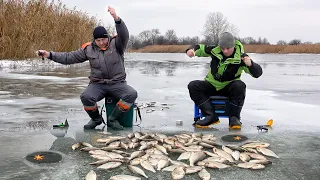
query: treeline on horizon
1 0 320 60
126 28 316 50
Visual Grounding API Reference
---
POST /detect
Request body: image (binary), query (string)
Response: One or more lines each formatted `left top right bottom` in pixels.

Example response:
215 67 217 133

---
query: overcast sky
60 0 320 44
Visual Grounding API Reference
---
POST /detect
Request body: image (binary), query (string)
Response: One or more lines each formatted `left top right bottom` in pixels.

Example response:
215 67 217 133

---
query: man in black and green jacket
186 32 263 129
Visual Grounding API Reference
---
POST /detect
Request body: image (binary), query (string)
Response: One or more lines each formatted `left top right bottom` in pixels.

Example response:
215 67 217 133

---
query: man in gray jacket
37 6 137 130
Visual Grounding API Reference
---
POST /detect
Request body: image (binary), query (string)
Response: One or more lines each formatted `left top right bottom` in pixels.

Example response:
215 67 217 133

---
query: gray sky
61 0 320 44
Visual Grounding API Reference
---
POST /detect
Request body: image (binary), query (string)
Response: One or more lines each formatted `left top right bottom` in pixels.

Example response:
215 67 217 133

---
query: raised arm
37 47 88 65
185 44 216 57
49 48 88 65
114 18 129 55
108 6 129 55
242 53 263 78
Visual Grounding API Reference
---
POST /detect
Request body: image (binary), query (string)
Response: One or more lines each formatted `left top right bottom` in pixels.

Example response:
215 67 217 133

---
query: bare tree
288 39 301 45
138 30 152 45
150 29 160 45
165 29 178 44
190 36 200 44
202 12 239 44
277 40 287 45
241 37 257 44
262 38 270 44
155 35 166 45
128 35 136 48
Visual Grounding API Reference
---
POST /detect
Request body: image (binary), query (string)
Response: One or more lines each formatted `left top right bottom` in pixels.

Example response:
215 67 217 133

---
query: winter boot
228 102 243 129
107 101 131 130
195 100 220 128
84 108 103 129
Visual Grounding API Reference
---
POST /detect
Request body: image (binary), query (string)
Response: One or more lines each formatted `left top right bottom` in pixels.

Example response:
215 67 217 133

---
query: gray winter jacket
49 17 129 84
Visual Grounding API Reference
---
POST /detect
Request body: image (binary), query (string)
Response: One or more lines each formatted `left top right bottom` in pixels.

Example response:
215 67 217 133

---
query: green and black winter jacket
186 40 263 90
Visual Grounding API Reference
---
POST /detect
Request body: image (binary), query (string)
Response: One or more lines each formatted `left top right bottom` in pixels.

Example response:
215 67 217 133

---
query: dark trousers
80 82 138 109
187 80 246 107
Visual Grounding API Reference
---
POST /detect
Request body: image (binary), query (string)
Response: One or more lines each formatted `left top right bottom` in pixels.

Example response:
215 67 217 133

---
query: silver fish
213 147 234 162
232 150 240 161
127 133 135 139
205 161 230 169
80 147 100 152
120 142 129 150
198 168 210 180
172 166 185 180
134 132 142 139
237 162 256 169
199 142 214 148
164 138 175 145
148 158 160 167
89 149 107 155
175 134 191 139
249 159 272 165
131 138 139 143
97 162 122 170
130 158 143 166
169 159 189 167
256 147 280 158
101 146 121 151
189 151 206 166
108 141 121 147
139 134 151 140
112 150 131 156
185 141 199 147
240 153 250 162
71 142 81 150
202 134 216 140
150 154 168 160
244 148 258 154
140 160 156 173
128 165 148 178
222 145 233 155
177 138 188 144
85 170 96 180
185 166 203 174
202 157 227 163
157 158 170 170
177 152 191 161
82 142 93 147
191 133 202 138
246 152 267 160
197 161 206 166
138 143 150 151
162 165 180 172
242 142 270 148
89 150 108 155
154 144 168 155
129 151 145 160
89 158 123 165
251 164 265 169
203 151 220 158
105 152 124 159
109 175 141 180
182 146 203 152
147 140 158 146
169 148 186 154
90 155 111 160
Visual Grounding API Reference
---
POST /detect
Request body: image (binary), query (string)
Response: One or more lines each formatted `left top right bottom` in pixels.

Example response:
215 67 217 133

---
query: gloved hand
36 50 51 59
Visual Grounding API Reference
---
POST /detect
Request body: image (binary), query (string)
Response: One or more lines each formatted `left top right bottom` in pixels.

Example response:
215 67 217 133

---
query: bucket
105 97 134 127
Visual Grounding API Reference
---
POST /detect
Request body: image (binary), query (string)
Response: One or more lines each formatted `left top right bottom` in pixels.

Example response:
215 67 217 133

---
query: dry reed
0 0 99 60
129 44 320 54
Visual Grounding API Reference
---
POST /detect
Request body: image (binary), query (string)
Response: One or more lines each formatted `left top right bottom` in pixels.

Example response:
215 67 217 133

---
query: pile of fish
134 102 174 113
72 132 280 180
